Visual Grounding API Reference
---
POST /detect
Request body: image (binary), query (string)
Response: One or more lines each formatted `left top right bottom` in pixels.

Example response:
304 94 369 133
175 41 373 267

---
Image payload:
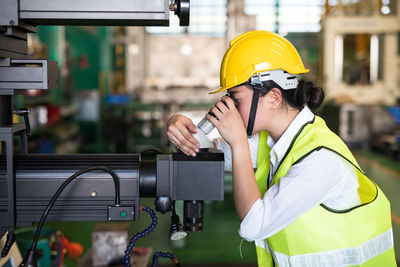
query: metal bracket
13 108 31 137
0 59 58 91
0 125 16 247
250 73 264 86
107 205 135 221
0 0 19 27
19 0 171 26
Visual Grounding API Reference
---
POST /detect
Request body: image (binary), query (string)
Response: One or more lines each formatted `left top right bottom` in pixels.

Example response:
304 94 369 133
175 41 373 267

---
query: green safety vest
253 116 396 266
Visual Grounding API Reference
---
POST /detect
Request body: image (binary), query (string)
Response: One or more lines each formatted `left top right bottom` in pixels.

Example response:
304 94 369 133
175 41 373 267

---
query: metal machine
0 0 225 264
322 3 400 105
321 3 400 148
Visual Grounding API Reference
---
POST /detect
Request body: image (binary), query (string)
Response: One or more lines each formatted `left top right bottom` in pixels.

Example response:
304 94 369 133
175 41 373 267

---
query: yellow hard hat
210 31 309 94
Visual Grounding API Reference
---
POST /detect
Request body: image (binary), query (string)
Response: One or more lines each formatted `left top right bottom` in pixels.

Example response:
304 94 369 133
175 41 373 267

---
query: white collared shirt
215 106 360 242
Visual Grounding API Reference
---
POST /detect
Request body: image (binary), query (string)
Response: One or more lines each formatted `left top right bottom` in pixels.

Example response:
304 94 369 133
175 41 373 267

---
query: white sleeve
214 134 259 172
249 134 259 169
238 148 359 241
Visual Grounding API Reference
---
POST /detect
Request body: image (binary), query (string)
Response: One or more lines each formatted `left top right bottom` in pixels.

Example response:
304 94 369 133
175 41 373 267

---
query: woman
167 31 396 266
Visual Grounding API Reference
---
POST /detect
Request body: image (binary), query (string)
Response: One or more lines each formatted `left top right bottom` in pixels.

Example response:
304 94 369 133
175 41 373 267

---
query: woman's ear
265 88 282 109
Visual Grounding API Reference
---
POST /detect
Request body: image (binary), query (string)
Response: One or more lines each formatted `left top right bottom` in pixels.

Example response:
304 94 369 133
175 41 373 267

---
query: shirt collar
268 106 315 166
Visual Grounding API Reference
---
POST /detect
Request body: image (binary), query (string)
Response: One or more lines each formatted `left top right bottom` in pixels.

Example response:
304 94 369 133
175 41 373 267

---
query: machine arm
1 0 189 27
0 150 223 229
0 0 190 58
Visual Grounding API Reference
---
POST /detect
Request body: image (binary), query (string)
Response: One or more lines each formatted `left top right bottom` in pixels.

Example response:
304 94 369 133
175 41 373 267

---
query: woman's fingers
207 97 246 146
169 133 196 156
206 113 219 126
185 119 198 134
215 101 229 114
210 106 223 119
177 130 199 154
221 95 236 110
181 122 200 148
167 130 197 156
167 124 199 156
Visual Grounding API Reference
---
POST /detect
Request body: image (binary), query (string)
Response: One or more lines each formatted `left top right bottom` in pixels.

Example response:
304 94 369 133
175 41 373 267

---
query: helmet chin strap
245 70 299 136
246 88 260 137
246 74 265 137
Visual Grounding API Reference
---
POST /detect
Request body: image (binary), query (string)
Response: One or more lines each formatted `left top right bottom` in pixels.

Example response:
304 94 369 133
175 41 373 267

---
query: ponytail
262 79 324 111
293 80 324 110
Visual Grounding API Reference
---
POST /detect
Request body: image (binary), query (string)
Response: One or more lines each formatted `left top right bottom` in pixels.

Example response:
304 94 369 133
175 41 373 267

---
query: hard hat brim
209 86 235 94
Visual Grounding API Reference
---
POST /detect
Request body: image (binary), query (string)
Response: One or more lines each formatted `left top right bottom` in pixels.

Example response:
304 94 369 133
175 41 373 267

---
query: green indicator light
120 210 127 218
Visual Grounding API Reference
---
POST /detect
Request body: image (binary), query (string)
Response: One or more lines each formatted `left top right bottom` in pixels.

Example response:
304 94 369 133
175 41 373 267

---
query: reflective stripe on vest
270 228 393 267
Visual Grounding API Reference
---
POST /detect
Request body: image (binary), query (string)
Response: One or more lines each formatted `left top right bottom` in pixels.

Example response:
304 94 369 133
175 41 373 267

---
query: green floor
39 195 257 266
19 149 400 266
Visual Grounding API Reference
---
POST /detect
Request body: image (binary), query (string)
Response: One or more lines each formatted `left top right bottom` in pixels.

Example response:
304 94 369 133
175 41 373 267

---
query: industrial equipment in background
321 1 400 155
322 0 400 105
0 1 226 266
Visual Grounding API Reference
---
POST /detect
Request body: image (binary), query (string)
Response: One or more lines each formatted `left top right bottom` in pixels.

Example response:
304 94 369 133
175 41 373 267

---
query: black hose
30 166 120 250
139 146 166 155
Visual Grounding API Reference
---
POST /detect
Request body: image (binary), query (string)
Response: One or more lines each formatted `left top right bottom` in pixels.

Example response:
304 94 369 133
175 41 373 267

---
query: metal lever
13 108 31 136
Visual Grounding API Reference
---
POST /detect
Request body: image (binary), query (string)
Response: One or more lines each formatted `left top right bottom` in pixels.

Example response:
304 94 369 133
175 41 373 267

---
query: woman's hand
167 114 200 157
207 95 247 147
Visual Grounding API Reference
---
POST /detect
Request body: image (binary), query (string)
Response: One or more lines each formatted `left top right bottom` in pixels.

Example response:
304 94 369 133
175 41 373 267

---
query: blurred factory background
3 0 400 266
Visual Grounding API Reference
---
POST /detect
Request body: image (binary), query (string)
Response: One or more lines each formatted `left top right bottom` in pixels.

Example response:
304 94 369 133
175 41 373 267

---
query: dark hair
260 79 324 111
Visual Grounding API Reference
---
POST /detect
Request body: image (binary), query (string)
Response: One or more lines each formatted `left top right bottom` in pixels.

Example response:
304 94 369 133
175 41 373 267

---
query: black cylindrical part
13 154 157 197
0 95 12 126
183 200 203 232
1 154 158 224
14 154 140 172
139 161 157 197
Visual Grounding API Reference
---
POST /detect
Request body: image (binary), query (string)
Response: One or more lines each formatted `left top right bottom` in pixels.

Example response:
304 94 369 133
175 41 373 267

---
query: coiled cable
124 206 180 267
151 251 181 267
